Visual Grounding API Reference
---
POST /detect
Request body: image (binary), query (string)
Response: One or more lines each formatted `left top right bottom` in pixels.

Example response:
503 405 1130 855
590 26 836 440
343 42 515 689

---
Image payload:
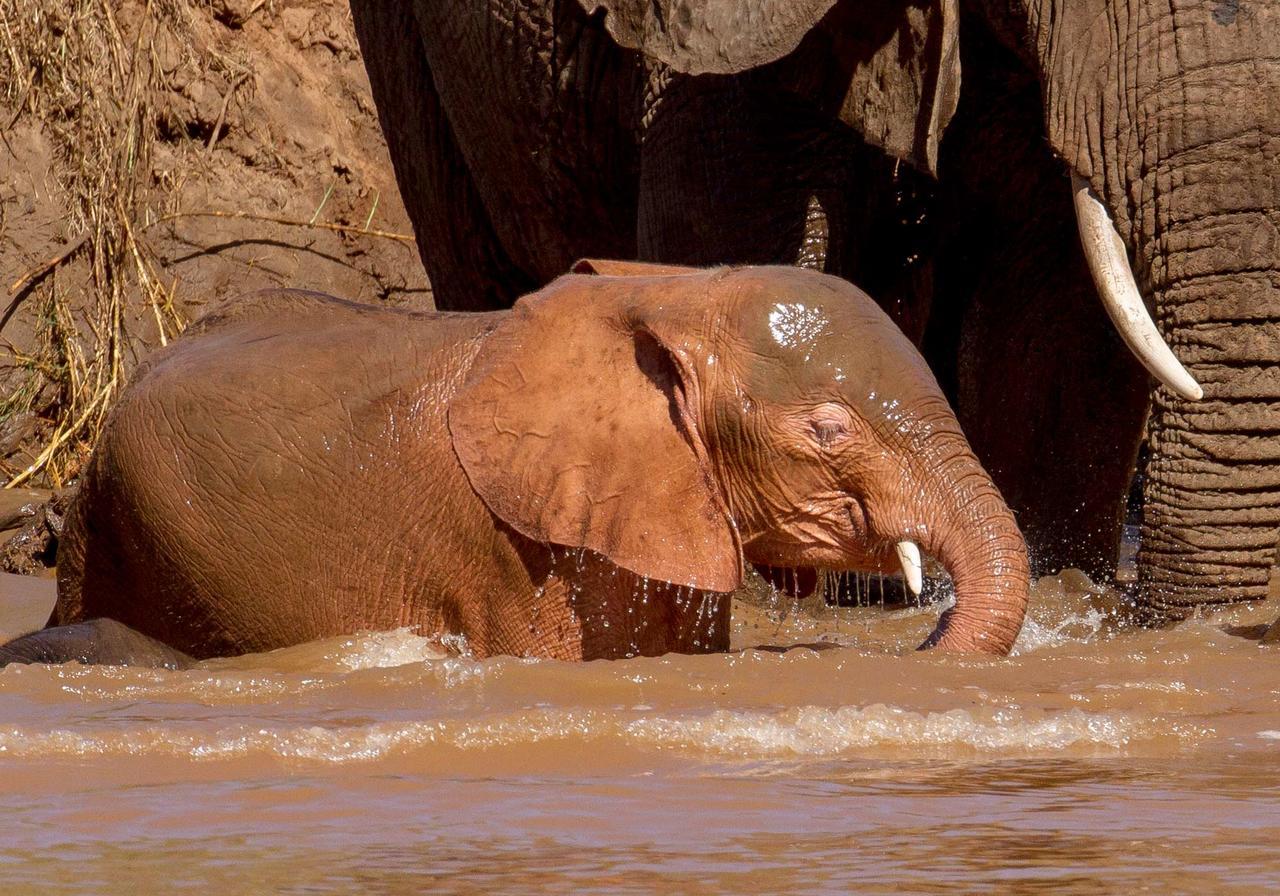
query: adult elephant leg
350 0 536 310
638 71 855 271
401 0 643 290
931 23 1149 579
950 198 1150 578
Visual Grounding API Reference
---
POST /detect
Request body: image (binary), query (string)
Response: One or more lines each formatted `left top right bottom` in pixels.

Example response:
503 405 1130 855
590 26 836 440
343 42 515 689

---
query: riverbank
0 0 429 489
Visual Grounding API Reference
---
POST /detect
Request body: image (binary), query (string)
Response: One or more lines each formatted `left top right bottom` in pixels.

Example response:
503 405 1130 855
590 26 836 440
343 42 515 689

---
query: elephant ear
831 0 960 176
449 271 742 592
578 0 961 175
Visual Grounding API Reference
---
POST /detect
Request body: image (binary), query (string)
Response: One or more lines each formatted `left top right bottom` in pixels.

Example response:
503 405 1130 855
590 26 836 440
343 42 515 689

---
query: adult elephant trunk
1139 202 1280 613
891 429 1030 654
1039 1 1280 614
1128 22 1280 613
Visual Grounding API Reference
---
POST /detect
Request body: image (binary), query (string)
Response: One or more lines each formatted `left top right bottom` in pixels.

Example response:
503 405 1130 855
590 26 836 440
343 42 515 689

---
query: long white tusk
1071 174 1203 401
895 540 923 596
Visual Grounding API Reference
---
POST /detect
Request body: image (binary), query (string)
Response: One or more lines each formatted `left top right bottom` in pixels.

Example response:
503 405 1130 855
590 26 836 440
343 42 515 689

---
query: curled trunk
909 436 1031 654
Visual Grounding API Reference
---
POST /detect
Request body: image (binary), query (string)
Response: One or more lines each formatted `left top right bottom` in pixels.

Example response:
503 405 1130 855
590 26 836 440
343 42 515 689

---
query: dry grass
0 0 417 491
0 0 233 488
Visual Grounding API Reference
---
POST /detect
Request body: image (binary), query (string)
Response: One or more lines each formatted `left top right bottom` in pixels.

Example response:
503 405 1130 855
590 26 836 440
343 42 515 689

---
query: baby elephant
31 261 1028 663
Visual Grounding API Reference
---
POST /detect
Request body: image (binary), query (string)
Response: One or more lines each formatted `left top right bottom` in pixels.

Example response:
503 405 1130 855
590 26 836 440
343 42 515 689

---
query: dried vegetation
0 0 229 487
0 0 427 491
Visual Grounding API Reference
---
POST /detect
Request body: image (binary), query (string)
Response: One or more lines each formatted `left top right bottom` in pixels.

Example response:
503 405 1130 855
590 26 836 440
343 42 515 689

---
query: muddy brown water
1 572 1278 893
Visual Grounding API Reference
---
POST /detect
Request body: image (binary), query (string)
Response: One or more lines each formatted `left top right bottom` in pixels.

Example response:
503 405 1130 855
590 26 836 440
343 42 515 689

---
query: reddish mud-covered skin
52 263 1027 660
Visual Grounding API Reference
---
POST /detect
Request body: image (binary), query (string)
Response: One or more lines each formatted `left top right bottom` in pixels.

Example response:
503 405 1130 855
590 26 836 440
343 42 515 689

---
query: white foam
0 703 1166 764
627 704 1147 755
334 628 452 670
1012 606 1107 654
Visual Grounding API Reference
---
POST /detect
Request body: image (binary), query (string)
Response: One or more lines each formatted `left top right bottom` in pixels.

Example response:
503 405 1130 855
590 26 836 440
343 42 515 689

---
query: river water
1 572 1278 893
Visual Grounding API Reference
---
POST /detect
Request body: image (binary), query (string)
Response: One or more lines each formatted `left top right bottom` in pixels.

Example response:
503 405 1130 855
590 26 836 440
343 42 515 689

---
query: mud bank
0 0 429 486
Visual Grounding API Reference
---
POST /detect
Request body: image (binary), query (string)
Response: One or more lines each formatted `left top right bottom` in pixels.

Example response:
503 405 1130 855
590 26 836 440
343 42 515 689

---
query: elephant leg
0 619 195 669
373 0 642 293
929 23 1150 580
638 71 857 272
951 209 1150 579
349 0 536 310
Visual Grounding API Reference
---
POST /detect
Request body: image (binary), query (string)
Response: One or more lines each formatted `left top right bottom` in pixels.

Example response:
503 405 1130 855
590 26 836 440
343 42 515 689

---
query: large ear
578 0 961 176
449 272 742 592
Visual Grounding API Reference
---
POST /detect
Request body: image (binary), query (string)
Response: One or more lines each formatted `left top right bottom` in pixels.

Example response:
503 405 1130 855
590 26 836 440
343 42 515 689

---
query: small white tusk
895 540 923 596
1071 174 1203 401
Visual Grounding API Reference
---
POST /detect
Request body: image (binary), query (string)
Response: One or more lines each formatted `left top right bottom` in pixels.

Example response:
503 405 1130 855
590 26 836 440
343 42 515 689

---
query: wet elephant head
450 261 1030 653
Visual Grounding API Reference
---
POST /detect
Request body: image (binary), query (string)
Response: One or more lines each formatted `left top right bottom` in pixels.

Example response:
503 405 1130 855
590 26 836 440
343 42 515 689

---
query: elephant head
581 0 1280 614
450 260 1030 653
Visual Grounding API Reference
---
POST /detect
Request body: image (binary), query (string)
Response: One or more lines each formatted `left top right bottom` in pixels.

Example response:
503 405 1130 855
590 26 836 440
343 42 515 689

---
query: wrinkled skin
37 263 1028 662
350 0 1280 615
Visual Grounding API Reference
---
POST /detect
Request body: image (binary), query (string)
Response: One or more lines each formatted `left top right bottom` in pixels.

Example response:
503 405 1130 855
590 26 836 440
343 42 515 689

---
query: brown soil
0 0 430 489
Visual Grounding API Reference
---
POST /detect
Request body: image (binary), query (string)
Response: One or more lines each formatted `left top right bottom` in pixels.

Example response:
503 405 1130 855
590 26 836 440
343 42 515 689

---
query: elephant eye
809 404 853 449
812 420 846 446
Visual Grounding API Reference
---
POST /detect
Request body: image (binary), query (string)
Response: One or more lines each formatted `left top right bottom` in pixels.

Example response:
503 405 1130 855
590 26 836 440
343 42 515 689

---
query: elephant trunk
1139 217 1280 613
904 433 1031 654
1122 54 1280 615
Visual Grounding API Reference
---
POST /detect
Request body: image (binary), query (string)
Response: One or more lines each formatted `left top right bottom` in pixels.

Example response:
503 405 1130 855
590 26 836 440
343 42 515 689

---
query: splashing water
1 569 1278 891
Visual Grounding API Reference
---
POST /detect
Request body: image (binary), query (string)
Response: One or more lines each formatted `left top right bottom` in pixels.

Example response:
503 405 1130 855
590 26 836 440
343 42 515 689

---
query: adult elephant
348 0 1280 617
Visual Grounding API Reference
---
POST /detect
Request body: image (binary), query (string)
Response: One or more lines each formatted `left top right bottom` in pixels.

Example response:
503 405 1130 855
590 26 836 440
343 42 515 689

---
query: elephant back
59 293 502 656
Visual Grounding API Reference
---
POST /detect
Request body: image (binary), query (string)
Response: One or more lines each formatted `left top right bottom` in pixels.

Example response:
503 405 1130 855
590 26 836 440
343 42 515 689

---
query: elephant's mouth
742 498 922 595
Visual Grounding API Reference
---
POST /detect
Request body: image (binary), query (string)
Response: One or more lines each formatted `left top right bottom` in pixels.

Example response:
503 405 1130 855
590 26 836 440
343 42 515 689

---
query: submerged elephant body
48 264 1028 661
